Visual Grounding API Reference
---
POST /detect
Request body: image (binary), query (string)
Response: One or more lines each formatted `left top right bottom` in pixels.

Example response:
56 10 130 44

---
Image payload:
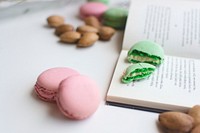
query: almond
78 32 99 47
158 111 194 133
55 24 74 36
191 124 200 133
188 105 200 126
47 15 65 28
60 31 81 43
76 25 99 34
98 26 116 41
84 16 101 29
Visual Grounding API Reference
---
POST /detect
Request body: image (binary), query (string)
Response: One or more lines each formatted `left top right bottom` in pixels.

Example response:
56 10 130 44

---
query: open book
106 0 200 112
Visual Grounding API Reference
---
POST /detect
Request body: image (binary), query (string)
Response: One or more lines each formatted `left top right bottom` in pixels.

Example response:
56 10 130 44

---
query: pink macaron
56 74 101 120
34 67 79 102
79 2 108 20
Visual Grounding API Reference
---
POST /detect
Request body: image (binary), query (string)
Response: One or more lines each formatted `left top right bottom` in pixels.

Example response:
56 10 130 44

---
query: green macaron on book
106 0 200 112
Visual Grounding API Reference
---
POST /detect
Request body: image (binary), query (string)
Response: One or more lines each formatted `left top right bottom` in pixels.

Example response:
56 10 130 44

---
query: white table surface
0 1 162 133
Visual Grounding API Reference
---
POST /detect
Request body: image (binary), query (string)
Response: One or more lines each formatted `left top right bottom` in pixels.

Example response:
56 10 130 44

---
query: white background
0 0 170 132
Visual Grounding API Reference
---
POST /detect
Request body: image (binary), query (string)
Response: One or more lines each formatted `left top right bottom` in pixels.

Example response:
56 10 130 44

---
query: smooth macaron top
103 7 128 22
102 7 128 29
79 2 108 20
127 41 165 65
56 75 101 120
87 0 109 4
128 41 164 59
36 67 79 92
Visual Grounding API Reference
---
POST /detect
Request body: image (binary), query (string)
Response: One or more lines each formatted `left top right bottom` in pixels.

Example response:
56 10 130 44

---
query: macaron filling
127 41 165 66
122 63 156 84
34 83 57 101
127 50 162 65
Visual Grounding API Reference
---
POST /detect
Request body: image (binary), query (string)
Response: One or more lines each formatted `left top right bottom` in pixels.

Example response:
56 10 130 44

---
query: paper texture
123 0 200 59
107 51 200 111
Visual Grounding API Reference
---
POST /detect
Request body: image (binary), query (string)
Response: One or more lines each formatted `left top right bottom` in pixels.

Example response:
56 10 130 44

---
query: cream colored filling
130 71 150 77
130 55 160 64
130 72 142 77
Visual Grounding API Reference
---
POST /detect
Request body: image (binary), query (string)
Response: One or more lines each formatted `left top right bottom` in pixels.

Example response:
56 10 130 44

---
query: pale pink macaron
79 2 108 20
56 75 101 120
34 67 79 102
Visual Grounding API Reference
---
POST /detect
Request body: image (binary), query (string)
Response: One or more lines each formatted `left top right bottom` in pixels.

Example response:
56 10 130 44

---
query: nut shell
188 105 200 126
78 33 99 47
158 111 194 133
84 16 101 29
47 15 64 28
55 24 74 36
98 26 115 41
77 25 99 34
60 31 81 43
191 124 200 133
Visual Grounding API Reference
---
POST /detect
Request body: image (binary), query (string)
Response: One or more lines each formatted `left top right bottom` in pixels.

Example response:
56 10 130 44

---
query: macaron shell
102 20 126 29
103 7 128 22
35 83 57 102
122 63 156 83
57 75 101 120
128 41 165 60
102 7 128 29
35 67 79 102
87 0 109 4
79 2 108 20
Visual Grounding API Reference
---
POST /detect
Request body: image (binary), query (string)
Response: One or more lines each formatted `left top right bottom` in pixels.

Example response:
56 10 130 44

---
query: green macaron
127 41 164 66
102 7 128 30
121 63 156 84
87 0 109 4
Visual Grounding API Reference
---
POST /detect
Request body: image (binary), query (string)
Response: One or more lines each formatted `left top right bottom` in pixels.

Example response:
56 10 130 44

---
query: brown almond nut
163 129 186 133
76 25 99 34
47 15 65 28
158 111 194 133
188 105 200 126
55 24 74 36
84 16 101 29
77 33 99 47
60 31 81 43
191 124 200 133
98 26 116 41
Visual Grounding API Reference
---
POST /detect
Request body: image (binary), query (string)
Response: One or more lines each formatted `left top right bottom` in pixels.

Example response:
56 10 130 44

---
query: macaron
56 75 101 120
79 2 108 20
87 0 109 4
34 67 79 102
121 63 156 84
102 7 128 30
127 41 165 66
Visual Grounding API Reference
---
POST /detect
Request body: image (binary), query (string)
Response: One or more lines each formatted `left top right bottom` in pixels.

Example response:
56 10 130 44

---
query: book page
107 50 200 111
123 0 200 59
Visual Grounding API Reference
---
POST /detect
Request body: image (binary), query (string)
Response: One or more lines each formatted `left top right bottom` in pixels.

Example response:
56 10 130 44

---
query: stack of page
106 0 200 112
